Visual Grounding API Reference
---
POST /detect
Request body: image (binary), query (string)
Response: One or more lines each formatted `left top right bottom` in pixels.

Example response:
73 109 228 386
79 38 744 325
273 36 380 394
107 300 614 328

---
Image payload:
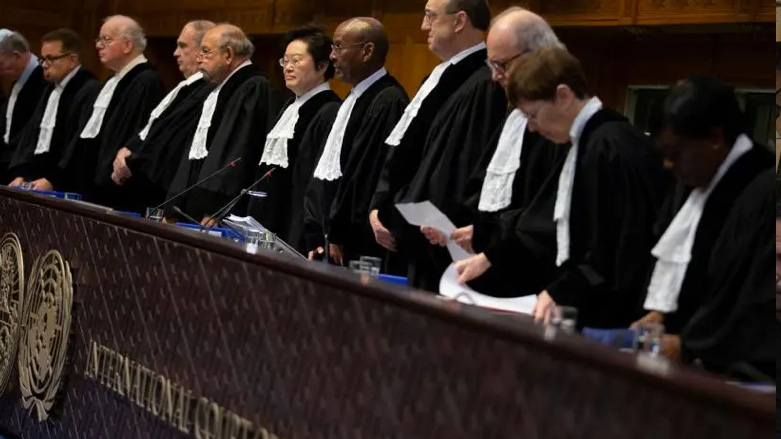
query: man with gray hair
0 30 48 184
111 20 217 207
59 15 165 209
422 7 568 296
167 24 276 225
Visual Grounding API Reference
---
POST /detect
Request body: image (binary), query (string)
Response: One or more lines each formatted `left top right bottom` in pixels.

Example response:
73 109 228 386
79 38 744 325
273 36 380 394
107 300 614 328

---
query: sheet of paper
439 263 537 314
395 201 475 261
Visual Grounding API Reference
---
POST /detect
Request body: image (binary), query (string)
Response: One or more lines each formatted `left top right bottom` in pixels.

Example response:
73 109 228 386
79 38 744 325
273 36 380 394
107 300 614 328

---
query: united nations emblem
0 233 24 398
18 250 73 421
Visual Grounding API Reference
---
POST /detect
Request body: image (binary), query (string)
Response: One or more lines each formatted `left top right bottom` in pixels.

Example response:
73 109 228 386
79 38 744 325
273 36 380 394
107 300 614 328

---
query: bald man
111 20 217 207
305 17 409 265
167 24 276 224
0 31 48 184
59 15 165 208
378 0 507 290
422 8 567 296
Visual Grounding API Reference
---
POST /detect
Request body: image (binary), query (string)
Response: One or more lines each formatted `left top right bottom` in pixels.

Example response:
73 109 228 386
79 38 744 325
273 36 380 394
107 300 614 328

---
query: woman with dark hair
248 25 342 254
632 77 775 378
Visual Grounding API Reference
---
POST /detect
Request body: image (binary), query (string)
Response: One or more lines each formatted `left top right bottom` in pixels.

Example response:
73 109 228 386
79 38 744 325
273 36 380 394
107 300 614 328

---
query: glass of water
550 305 578 334
145 208 164 222
359 256 382 277
634 322 664 356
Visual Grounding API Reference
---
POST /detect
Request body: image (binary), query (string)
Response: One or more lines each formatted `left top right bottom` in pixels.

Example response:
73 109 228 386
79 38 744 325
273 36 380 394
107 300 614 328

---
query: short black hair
446 0 492 31
42 28 82 57
661 76 746 146
282 25 334 80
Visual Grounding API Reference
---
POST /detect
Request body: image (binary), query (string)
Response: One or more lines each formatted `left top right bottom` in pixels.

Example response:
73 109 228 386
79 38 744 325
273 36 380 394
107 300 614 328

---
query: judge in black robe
441 110 565 295
115 75 214 207
325 74 408 264
7 66 100 188
168 25 276 223
248 25 342 255
110 20 218 207
631 77 775 378
0 44 47 184
457 47 671 328
59 59 165 203
370 45 497 242
303 18 408 262
395 45 507 290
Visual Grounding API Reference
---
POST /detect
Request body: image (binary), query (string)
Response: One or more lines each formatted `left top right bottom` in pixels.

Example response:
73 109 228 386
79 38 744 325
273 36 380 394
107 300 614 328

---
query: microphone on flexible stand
202 167 276 233
148 156 243 217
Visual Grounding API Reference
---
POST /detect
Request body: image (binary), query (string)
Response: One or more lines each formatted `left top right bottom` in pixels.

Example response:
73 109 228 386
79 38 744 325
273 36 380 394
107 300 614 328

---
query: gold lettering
83 343 282 439
172 385 192 434
131 362 144 407
159 378 174 422
195 397 211 439
221 412 242 439
210 402 224 439
85 341 99 378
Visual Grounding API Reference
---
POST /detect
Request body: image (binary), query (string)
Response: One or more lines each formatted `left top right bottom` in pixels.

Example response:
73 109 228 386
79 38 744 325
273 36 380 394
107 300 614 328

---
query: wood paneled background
1 0 775 110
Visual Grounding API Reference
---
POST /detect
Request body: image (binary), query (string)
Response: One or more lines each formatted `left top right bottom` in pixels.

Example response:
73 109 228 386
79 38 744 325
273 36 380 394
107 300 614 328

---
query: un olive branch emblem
0 233 24 399
18 250 73 422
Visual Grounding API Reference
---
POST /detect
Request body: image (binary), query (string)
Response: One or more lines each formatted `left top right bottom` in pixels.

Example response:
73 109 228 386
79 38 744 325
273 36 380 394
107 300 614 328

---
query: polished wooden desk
0 187 774 439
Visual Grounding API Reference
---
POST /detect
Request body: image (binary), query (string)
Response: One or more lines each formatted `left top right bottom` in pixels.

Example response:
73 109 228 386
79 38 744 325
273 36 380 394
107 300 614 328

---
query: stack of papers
395 201 474 261
395 200 536 315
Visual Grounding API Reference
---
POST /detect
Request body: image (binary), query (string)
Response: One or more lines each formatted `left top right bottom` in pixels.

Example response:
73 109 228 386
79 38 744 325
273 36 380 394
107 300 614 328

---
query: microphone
149 156 243 215
202 167 276 233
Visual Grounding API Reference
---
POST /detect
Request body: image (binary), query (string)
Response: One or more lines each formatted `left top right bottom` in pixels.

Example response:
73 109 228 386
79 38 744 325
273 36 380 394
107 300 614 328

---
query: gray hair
492 6 565 52
104 15 147 53
187 20 216 47
216 25 254 58
0 32 30 55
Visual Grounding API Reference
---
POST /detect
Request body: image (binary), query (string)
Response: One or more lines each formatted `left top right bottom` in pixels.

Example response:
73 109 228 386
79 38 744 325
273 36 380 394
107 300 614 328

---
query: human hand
370 210 396 251
454 253 491 284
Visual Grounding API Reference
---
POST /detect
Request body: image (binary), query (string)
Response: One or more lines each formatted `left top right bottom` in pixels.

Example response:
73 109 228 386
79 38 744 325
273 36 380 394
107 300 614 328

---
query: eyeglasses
423 9 455 23
331 42 366 55
279 56 304 68
94 36 116 45
485 51 526 74
198 47 218 58
39 53 73 65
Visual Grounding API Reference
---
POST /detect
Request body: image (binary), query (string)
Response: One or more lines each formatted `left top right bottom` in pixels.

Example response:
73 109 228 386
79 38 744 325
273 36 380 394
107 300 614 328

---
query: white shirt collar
57 65 81 89
352 67 387 98
569 97 603 145
448 42 486 65
17 54 39 88
296 81 331 103
219 60 252 87
117 54 147 79
183 71 204 86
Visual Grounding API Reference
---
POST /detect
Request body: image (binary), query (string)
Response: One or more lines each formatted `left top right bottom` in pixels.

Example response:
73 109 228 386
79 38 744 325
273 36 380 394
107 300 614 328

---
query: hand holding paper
395 201 474 261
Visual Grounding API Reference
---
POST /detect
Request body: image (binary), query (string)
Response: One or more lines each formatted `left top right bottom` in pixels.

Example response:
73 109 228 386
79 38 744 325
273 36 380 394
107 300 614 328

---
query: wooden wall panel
635 0 757 25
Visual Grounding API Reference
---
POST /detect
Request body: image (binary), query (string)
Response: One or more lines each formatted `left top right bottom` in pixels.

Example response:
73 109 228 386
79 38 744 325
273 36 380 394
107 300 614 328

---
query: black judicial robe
59 63 165 202
543 109 671 329
169 65 276 221
395 60 507 290
7 68 101 184
680 169 775 380
247 90 341 254
123 78 215 206
458 116 565 295
0 65 47 183
654 144 773 334
371 49 492 231
326 75 409 261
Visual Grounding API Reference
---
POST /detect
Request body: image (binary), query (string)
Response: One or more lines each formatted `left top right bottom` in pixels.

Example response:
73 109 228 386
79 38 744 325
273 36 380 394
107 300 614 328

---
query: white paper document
395 201 475 261
439 263 537 314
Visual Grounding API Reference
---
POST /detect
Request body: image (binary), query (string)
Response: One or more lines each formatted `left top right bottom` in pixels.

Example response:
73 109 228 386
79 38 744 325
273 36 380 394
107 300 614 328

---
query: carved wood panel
635 0 756 24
